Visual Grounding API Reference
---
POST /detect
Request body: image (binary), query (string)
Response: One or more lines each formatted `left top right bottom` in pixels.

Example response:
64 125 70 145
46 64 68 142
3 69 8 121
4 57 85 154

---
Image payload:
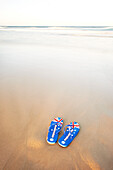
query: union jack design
53 117 63 125
71 122 80 129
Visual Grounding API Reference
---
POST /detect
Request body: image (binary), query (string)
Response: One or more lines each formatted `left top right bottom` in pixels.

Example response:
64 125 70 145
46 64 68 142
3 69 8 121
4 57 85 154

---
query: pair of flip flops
46 117 80 147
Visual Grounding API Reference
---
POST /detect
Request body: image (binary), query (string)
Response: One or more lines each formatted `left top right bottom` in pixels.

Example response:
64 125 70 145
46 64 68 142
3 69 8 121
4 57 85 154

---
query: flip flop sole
46 117 63 144
58 122 80 147
58 141 67 147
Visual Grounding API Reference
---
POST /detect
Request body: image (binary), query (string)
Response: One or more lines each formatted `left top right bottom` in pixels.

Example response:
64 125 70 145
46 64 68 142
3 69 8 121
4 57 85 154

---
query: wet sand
0 33 113 170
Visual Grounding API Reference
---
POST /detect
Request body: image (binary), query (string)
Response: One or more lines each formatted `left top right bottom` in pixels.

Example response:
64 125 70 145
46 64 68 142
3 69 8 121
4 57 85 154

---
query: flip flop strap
63 125 74 141
49 122 61 134
63 123 79 133
64 125 76 138
63 125 73 133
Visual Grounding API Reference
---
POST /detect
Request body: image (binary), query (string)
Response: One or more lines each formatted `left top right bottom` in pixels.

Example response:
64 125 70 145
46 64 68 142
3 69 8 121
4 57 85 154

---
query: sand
0 32 113 170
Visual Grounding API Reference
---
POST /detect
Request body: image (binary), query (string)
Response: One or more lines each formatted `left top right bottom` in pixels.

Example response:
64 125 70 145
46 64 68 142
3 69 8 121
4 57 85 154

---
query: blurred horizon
0 0 113 26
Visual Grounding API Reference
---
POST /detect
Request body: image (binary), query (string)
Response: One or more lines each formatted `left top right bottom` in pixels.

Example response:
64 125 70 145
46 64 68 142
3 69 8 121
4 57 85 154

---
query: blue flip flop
46 117 63 145
58 122 80 147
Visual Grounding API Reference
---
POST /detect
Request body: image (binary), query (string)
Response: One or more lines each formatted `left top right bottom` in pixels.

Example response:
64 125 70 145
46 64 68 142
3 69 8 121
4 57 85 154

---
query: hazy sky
0 0 113 26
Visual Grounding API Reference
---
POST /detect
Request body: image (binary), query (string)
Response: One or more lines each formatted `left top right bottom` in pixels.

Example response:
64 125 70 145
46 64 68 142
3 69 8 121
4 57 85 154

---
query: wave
0 26 113 38
0 26 113 31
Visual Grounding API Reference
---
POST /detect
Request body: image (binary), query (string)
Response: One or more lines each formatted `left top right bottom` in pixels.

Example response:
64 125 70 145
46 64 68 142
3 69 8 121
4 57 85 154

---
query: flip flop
46 117 63 144
58 122 80 147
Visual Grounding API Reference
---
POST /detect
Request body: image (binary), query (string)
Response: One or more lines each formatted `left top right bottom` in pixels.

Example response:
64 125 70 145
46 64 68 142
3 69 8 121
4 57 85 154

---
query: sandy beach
0 27 113 170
